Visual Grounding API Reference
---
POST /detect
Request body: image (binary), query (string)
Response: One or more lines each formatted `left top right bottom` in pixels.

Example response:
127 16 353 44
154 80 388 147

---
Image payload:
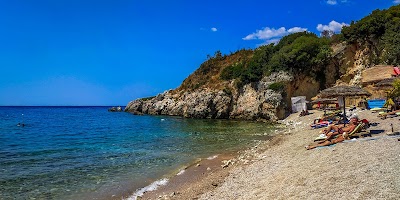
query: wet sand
137 109 400 199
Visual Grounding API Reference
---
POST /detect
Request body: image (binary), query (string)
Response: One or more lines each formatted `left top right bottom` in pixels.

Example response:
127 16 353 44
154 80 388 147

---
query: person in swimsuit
306 116 359 150
321 116 359 140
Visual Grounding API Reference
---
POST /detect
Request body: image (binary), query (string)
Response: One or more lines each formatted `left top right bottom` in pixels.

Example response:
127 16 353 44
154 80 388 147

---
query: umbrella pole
343 97 347 122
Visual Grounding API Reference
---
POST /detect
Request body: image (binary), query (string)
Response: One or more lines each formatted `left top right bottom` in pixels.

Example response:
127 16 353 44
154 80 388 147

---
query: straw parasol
319 85 371 120
311 98 337 109
311 98 337 104
375 77 400 87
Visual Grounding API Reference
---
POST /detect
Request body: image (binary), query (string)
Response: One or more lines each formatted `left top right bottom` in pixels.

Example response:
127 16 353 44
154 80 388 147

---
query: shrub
140 96 155 101
220 62 245 80
268 82 285 91
223 88 232 96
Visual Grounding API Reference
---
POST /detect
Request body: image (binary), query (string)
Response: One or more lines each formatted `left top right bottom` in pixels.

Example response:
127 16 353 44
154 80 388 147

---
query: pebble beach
141 109 400 199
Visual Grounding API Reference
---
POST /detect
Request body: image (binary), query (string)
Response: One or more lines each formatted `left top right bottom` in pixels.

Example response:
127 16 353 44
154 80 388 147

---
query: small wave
207 155 218 160
176 169 185 176
125 178 169 200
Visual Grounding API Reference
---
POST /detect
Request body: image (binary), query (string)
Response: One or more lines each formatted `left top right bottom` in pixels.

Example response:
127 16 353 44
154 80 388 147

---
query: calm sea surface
0 106 276 200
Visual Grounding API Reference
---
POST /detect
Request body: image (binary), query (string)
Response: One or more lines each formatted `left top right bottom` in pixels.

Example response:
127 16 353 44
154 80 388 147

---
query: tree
382 19 400 65
321 30 335 38
389 79 400 99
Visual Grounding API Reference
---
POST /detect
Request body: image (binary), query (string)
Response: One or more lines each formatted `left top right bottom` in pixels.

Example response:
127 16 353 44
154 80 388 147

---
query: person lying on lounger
321 116 359 141
380 109 400 119
306 117 359 150
306 133 347 150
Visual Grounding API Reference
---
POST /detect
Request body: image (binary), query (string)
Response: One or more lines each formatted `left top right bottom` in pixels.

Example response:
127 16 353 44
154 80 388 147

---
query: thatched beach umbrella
319 85 371 120
375 77 400 88
311 98 337 109
311 98 337 104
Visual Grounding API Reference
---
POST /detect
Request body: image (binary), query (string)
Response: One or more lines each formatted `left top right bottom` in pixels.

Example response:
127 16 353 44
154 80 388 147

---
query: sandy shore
139 109 400 199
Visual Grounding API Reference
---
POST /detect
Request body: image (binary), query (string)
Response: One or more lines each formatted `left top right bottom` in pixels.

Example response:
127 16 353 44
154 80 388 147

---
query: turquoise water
0 106 275 200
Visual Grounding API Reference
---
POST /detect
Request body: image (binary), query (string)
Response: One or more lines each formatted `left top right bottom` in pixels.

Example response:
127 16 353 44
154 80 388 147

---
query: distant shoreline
0 105 123 107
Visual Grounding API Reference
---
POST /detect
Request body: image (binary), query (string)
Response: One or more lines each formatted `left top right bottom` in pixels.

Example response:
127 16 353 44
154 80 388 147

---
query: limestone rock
125 73 291 121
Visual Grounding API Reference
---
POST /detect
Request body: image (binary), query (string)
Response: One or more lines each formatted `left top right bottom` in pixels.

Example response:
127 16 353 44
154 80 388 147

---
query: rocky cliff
125 42 376 121
126 5 400 121
126 72 292 121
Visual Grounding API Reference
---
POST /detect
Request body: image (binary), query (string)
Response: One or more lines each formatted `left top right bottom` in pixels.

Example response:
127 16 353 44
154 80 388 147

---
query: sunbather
306 134 347 150
321 116 359 140
307 116 359 150
380 109 400 119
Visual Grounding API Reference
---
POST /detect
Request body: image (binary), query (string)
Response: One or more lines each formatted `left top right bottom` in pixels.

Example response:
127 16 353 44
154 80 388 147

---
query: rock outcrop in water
108 106 122 112
125 72 292 121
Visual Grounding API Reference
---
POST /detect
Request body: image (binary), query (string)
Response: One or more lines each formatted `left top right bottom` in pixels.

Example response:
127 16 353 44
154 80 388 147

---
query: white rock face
125 72 292 121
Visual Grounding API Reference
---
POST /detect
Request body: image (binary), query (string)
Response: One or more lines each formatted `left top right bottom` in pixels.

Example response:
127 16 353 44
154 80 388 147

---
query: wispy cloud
326 0 337 5
317 20 349 33
243 26 307 45
326 0 350 5
211 27 218 32
394 0 400 4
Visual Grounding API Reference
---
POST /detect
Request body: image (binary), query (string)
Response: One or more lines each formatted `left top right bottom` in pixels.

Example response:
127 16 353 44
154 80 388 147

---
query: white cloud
257 38 282 46
288 27 308 33
317 20 349 33
243 26 307 44
211 27 218 32
243 27 286 40
394 0 400 4
326 0 350 5
326 0 337 5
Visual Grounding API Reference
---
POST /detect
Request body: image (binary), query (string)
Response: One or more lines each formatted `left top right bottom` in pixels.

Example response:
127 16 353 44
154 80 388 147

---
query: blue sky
0 0 398 106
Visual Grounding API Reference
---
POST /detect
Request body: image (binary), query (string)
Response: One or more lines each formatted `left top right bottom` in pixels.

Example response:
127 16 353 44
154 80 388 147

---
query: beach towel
314 134 328 141
316 144 336 149
394 67 400 76
310 121 331 129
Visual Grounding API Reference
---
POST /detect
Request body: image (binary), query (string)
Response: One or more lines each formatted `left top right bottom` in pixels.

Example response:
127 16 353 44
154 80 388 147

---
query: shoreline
133 129 285 200
121 130 283 200
134 109 400 199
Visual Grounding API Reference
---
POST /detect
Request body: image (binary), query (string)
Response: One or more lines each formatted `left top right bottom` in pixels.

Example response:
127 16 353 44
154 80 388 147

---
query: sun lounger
314 122 366 141
370 107 385 113
310 121 331 129
347 123 365 137
347 123 372 138
380 110 400 119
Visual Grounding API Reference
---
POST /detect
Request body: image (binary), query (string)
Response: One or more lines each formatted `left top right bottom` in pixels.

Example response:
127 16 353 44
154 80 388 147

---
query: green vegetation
140 96 155 101
178 49 253 91
220 32 332 87
268 82 286 91
342 5 400 65
223 88 232 95
181 4 400 92
389 79 400 99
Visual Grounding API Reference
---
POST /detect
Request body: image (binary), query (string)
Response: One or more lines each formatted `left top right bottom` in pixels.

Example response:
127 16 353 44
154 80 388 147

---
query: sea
0 106 277 200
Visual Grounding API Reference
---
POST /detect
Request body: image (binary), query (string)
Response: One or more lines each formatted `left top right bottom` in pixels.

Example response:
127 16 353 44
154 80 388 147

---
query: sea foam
207 155 218 160
177 169 185 176
126 178 169 200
